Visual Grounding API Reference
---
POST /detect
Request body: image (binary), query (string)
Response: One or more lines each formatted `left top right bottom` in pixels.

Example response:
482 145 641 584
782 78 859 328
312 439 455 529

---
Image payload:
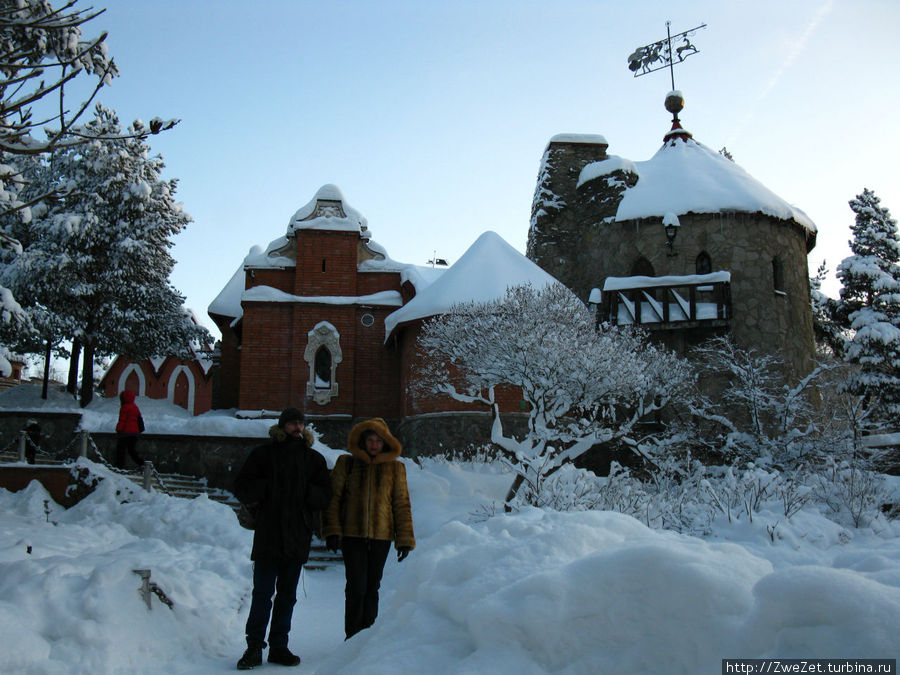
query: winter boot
268 646 301 666
237 645 263 670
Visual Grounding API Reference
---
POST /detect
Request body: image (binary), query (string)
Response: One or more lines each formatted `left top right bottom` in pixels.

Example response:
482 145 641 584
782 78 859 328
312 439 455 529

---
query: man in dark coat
233 408 332 670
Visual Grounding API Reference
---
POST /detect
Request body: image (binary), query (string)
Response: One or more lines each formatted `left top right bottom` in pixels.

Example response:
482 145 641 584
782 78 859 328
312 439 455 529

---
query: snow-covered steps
0 456 343 569
305 544 343 570
131 470 342 569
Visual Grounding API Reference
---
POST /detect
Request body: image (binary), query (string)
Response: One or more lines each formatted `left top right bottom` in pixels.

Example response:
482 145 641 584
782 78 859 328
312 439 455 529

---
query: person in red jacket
115 390 144 469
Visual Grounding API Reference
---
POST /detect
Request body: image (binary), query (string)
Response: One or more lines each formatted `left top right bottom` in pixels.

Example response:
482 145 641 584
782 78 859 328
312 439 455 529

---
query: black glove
397 547 411 562
326 535 341 553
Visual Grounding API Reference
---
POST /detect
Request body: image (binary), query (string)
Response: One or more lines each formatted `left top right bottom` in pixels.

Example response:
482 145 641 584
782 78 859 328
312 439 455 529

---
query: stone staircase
138 470 342 570
0 448 341 569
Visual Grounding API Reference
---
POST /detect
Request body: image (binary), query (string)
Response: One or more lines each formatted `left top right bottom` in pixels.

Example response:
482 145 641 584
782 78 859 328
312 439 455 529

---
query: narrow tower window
772 257 785 293
696 251 711 275
631 257 655 277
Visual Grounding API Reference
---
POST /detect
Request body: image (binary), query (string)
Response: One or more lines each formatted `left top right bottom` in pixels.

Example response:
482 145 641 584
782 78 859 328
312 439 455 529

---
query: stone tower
527 94 817 375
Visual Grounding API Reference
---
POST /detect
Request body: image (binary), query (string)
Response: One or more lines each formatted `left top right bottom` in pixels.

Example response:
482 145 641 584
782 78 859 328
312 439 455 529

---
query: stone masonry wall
582 212 816 374
527 138 816 376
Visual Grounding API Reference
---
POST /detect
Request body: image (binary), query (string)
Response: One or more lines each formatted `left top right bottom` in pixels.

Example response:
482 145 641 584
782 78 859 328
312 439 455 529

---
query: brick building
99 333 215 415
208 184 556 453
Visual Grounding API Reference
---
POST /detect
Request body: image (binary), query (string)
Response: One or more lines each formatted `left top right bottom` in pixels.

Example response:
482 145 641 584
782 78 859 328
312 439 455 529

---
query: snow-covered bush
687 336 829 470
417 282 692 507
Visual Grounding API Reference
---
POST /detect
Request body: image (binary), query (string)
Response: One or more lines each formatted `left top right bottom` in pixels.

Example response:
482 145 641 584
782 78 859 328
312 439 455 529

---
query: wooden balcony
592 272 731 330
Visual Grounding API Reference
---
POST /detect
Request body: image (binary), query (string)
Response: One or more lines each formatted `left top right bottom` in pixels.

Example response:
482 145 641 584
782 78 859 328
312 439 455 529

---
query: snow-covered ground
0 383 276 438
1 387 899 672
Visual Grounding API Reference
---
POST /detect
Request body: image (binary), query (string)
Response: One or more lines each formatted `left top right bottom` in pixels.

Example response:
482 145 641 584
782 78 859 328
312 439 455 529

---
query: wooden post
143 462 152 492
689 285 697 321
80 430 89 458
18 430 26 462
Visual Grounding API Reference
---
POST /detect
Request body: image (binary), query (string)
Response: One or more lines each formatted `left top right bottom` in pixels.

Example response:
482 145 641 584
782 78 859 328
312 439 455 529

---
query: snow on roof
242 285 402 307
577 155 639 185
357 239 447 290
399 264 446 291
244 239 294 269
208 263 245 319
550 133 608 145
288 183 368 234
383 231 559 341
602 271 731 291
581 137 816 234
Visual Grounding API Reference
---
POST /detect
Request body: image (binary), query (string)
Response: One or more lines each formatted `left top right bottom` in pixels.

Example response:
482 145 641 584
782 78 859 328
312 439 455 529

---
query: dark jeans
341 537 391 639
115 435 142 469
245 559 303 649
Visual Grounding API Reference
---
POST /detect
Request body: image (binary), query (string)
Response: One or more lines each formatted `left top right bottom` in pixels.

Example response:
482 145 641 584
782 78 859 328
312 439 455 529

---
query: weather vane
627 21 707 91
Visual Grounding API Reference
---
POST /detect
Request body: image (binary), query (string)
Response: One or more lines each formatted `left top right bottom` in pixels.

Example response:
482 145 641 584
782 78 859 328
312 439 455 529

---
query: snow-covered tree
417 282 692 507
688 336 829 470
0 1 177 371
0 0 176 160
835 189 900 425
3 105 207 405
809 261 844 357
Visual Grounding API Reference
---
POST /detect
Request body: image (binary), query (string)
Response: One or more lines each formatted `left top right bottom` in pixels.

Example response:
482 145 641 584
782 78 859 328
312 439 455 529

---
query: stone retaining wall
0 411 528 490
0 411 83 456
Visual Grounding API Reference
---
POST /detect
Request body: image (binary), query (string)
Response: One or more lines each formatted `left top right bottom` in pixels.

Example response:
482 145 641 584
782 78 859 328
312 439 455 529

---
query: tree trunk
80 339 94 408
504 474 525 512
41 338 51 399
67 338 81 395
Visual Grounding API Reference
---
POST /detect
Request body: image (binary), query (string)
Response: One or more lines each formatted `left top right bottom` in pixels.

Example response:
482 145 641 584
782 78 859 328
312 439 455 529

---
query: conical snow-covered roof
383 230 560 341
578 134 817 242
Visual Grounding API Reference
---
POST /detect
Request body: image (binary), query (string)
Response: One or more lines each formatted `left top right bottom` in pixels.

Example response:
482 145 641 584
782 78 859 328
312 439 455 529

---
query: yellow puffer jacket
324 418 415 550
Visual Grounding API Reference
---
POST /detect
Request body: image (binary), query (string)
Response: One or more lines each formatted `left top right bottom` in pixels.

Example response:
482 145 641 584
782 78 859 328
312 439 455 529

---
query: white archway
167 365 196 414
117 363 147 397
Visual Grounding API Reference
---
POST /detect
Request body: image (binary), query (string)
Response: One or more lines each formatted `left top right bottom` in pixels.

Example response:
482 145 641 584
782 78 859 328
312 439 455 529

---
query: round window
361 313 375 327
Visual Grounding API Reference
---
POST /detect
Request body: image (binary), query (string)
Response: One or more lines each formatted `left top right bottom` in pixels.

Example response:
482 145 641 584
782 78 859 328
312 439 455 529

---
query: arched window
304 321 342 404
630 257 655 277
314 346 331 389
696 251 712 275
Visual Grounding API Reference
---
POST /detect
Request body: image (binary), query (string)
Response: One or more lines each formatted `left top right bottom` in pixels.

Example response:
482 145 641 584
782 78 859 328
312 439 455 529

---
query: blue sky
83 0 899 337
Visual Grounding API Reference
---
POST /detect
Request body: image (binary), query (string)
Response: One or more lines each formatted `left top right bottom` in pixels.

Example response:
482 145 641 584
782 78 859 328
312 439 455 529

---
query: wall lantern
663 212 680 255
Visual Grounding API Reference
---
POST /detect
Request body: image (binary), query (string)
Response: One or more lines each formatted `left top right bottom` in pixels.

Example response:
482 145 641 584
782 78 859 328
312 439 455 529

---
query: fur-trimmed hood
268 424 316 447
347 418 402 464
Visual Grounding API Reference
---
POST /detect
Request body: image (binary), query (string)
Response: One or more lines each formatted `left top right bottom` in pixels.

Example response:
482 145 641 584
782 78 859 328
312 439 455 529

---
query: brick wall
235 228 407 417
100 356 213 415
398 324 526 417
215 320 241 409
295 230 359 297
239 303 295 409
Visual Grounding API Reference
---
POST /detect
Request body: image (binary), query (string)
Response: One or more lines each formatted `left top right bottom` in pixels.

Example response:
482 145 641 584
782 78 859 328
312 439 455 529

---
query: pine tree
810 261 844 357
0 1 176 373
5 105 208 405
835 189 900 425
